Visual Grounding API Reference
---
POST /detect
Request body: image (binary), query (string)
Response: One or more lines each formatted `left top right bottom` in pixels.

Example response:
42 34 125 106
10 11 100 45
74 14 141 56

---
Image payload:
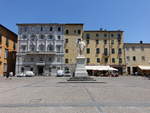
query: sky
0 0 150 43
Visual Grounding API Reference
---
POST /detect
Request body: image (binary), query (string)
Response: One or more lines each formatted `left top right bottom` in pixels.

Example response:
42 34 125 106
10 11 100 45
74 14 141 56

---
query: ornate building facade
16 24 65 76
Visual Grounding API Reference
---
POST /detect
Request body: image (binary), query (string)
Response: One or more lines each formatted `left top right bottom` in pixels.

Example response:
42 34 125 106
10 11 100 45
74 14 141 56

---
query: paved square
0 76 150 113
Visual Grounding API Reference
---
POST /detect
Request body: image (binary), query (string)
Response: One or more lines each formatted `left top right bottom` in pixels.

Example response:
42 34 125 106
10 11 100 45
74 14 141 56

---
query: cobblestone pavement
0 76 150 113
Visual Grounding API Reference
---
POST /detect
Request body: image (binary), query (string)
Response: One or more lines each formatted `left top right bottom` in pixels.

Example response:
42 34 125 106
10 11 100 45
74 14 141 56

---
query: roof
124 43 150 46
0 24 17 37
16 23 84 26
84 30 124 32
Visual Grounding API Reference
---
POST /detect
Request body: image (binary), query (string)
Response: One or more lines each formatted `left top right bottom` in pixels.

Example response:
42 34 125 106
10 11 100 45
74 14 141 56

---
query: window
30 58 34 62
87 58 90 63
74 30 76 33
86 34 90 39
41 27 43 31
40 35 45 40
57 57 61 62
0 33 2 43
133 56 136 61
111 34 114 37
50 27 53 31
112 48 115 54
30 67 33 71
96 34 99 37
105 58 108 63
118 34 121 38
104 48 108 55
65 39 68 43
21 67 24 72
21 45 26 52
65 59 69 63
104 40 107 44
118 48 122 54
118 37 121 44
126 47 129 51
112 58 115 63
65 49 68 53
65 29 69 34
111 40 114 45
4 49 8 58
22 35 27 40
104 34 107 37
86 48 90 54
96 48 100 54
48 35 53 40
31 35 36 41
96 40 99 44
49 57 52 62
57 36 61 40
40 57 43 62
6 36 9 47
126 56 130 61
58 27 61 32
142 56 145 61
4 63 7 72
56 45 61 53
47 44 54 51
30 44 36 51
38 44 45 51
97 58 100 63
119 58 122 63
78 30 81 34
86 40 89 44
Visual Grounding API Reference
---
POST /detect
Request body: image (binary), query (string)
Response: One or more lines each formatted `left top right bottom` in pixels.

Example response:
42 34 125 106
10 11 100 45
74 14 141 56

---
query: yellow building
64 24 83 72
64 25 126 74
124 41 150 75
83 30 126 74
0 25 17 76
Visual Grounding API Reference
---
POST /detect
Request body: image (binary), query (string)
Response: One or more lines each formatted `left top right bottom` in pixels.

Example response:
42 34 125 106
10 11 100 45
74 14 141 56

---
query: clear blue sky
1 0 150 43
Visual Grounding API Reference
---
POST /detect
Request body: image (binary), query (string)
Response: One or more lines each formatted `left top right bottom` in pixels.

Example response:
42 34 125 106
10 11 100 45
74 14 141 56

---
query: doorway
38 66 44 75
127 67 131 75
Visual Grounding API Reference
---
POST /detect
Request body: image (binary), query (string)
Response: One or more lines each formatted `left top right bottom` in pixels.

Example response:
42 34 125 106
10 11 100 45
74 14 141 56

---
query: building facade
64 24 84 72
16 24 65 76
124 42 150 75
0 24 17 76
83 30 126 74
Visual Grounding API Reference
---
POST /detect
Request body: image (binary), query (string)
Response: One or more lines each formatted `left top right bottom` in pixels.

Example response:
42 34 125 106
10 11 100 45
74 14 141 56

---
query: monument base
68 56 95 81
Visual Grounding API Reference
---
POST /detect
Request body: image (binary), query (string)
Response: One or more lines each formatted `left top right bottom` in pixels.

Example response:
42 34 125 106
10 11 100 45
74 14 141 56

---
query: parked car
64 70 72 77
25 71 35 77
57 70 64 77
16 73 26 77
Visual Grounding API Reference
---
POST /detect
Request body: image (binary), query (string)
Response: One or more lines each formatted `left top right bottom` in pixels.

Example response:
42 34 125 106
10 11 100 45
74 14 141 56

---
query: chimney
140 40 143 44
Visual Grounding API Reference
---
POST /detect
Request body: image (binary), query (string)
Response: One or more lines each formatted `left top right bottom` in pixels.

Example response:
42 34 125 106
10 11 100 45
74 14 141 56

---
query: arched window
30 35 36 41
48 35 53 40
39 34 45 40
47 44 54 51
30 44 36 51
38 44 45 51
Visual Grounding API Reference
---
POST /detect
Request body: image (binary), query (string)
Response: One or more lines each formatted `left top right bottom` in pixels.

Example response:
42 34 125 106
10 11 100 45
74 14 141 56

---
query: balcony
26 51 56 55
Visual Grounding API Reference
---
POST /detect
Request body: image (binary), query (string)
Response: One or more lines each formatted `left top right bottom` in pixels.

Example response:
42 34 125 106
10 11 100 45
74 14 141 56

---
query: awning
138 65 150 70
85 66 118 71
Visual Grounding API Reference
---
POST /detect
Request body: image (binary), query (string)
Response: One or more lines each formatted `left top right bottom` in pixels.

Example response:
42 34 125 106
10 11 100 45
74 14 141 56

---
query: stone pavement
0 76 150 113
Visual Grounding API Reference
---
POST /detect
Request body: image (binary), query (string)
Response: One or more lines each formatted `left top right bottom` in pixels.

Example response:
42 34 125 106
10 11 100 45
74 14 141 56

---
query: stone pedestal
68 56 95 81
75 56 88 77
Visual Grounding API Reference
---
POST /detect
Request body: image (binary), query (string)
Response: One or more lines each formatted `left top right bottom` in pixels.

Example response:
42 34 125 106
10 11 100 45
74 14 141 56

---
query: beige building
83 30 126 74
64 24 84 72
64 26 126 74
124 41 150 75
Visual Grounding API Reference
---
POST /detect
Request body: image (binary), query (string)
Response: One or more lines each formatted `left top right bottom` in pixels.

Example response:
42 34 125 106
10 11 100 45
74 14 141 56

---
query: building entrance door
38 66 44 75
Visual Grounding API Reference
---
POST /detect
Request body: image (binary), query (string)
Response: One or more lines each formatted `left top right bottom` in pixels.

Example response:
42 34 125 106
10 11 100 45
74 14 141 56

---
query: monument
68 39 95 81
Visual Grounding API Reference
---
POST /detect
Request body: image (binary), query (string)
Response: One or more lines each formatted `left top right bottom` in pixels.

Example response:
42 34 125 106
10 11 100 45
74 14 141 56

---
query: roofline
84 30 124 32
16 23 84 26
124 43 150 45
0 24 17 37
